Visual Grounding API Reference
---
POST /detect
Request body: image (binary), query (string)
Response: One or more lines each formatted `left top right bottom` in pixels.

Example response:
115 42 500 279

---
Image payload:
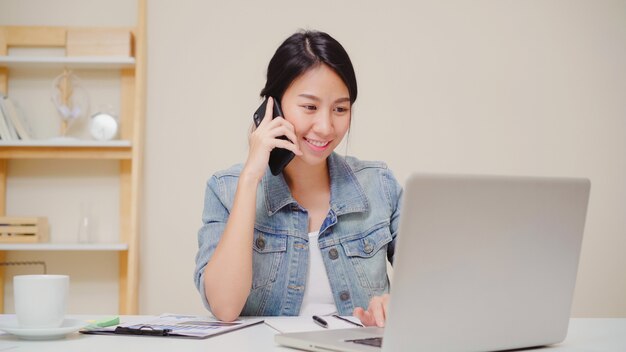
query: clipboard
80 314 264 339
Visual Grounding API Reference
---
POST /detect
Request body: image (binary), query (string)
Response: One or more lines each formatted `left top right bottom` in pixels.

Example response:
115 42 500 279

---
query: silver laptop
276 173 590 351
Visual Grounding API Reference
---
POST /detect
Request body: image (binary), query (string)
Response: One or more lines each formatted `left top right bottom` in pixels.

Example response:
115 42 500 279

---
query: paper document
265 315 363 333
81 314 263 339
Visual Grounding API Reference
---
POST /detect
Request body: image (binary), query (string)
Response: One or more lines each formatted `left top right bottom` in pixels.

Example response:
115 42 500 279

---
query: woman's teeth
306 138 329 147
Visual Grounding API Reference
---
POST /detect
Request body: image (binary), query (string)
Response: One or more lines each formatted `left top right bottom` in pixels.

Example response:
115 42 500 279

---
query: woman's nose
313 110 333 136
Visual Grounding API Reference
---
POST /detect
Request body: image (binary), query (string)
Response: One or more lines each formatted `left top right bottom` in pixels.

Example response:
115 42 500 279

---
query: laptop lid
275 173 590 352
383 173 590 351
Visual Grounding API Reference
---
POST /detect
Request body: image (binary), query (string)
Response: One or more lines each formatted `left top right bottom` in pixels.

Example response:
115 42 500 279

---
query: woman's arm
354 168 402 327
202 172 260 321
202 98 302 321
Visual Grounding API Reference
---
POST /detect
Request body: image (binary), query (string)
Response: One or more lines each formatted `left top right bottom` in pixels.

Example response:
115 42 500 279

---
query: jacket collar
263 153 369 216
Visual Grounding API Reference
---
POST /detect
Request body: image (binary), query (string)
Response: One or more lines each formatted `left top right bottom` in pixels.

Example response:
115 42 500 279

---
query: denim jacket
194 153 403 316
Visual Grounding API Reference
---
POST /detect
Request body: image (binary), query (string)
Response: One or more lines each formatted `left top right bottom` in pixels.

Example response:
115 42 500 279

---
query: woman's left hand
352 294 390 327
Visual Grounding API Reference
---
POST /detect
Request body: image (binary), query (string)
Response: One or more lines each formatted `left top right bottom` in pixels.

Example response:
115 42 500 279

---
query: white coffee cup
14 275 69 329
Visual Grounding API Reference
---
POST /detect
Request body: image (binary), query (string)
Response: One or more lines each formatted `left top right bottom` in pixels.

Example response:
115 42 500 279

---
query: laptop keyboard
346 337 383 347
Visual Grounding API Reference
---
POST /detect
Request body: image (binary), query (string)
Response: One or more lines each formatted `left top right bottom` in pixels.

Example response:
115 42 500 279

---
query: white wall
2 0 625 317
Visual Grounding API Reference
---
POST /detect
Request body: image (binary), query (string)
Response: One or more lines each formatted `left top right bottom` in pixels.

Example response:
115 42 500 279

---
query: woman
194 30 401 327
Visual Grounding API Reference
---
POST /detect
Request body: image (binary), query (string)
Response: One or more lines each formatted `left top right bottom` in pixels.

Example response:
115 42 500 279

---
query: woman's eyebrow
298 94 321 101
298 94 350 104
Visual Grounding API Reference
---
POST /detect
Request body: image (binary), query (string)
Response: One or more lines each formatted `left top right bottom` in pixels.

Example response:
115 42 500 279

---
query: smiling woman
280 65 352 170
194 30 401 327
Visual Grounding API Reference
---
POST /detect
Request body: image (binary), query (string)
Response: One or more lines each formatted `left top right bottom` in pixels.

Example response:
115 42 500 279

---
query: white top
299 231 336 316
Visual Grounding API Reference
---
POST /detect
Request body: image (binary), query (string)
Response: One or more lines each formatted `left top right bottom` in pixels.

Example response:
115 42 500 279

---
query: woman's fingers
259 96 275 127
352 294 391 327
244 110 302 179
368 296 385 327
274 139 302 156
353 307 377 327
261 117 301 155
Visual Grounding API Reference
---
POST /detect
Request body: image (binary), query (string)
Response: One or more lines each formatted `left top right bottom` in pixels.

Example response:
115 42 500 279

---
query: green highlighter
85 316 120 329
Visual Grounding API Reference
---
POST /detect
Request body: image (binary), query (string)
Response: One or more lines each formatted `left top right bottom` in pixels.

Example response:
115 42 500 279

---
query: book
0 97 12 140
0 96 31 140
3 105 19 140
80 313 264 339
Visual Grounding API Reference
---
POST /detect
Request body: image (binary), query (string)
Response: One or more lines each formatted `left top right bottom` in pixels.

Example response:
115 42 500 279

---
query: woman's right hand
353 294 390 327
242 97 302 181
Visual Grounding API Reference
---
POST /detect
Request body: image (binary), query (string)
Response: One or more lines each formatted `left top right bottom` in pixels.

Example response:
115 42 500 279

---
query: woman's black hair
260 30 357 104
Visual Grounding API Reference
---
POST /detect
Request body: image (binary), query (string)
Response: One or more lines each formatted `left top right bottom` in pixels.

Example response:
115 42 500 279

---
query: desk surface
1 317 624 351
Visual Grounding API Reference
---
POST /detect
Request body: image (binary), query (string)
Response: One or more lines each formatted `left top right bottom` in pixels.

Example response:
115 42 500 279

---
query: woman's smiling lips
304 137 331 151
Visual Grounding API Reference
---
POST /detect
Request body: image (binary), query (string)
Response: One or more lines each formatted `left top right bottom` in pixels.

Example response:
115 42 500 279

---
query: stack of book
0 96 32 141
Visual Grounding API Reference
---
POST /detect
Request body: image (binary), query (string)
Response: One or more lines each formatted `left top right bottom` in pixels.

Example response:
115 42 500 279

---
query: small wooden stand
0 217 49 243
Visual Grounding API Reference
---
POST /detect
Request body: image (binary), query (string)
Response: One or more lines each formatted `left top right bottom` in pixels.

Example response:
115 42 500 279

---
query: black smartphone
253 97 295 176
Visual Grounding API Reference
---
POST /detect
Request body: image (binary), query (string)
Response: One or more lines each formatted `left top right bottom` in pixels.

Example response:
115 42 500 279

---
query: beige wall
1 0 625 317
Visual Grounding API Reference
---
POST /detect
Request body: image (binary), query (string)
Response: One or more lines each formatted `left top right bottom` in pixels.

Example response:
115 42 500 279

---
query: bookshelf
0 0 146 314
0 243 128 251
0 56 136 69
0 140 132 159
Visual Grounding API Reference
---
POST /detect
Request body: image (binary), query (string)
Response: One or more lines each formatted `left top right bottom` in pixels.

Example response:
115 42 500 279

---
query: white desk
0 317 624 351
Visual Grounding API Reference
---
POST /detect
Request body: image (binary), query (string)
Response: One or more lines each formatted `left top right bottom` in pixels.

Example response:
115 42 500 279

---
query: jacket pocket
251 230 287 289
341 224 392 289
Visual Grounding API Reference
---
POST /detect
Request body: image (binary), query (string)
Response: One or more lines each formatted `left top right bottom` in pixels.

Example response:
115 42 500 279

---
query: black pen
332 314 364 328
312 315 328 329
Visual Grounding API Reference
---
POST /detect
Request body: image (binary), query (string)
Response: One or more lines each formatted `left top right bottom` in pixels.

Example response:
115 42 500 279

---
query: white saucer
0 318 87 340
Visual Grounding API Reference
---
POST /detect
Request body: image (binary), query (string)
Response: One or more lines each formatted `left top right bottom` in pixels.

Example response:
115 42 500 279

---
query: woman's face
281 64 351 168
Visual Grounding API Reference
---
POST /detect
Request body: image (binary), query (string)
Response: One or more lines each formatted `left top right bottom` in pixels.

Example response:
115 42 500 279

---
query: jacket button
364 242 373 254
328 248 339 260
339 291 350 301
256 237 266 250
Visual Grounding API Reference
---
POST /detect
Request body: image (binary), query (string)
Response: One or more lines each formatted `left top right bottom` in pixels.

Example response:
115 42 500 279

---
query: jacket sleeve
384 169 403 265
194 175 230 313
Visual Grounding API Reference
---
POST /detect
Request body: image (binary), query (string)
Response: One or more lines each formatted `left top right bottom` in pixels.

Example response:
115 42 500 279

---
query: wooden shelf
0 4 146 315
0 56 135 69
0 140 132 159
0 139 131 147
0 243 128 251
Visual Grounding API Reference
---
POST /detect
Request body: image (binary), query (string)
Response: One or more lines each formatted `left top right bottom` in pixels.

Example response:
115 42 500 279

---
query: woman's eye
335 106 350 113
303 105 317 111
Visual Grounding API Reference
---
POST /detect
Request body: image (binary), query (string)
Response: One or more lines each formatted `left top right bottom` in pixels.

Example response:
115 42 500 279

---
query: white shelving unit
0 56 135 69
0 243 128 251
0 140 132 147
0 0 146 314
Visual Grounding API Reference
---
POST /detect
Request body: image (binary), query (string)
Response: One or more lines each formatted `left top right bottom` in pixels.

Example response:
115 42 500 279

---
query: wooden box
0 217 49 243
66 28 133 57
